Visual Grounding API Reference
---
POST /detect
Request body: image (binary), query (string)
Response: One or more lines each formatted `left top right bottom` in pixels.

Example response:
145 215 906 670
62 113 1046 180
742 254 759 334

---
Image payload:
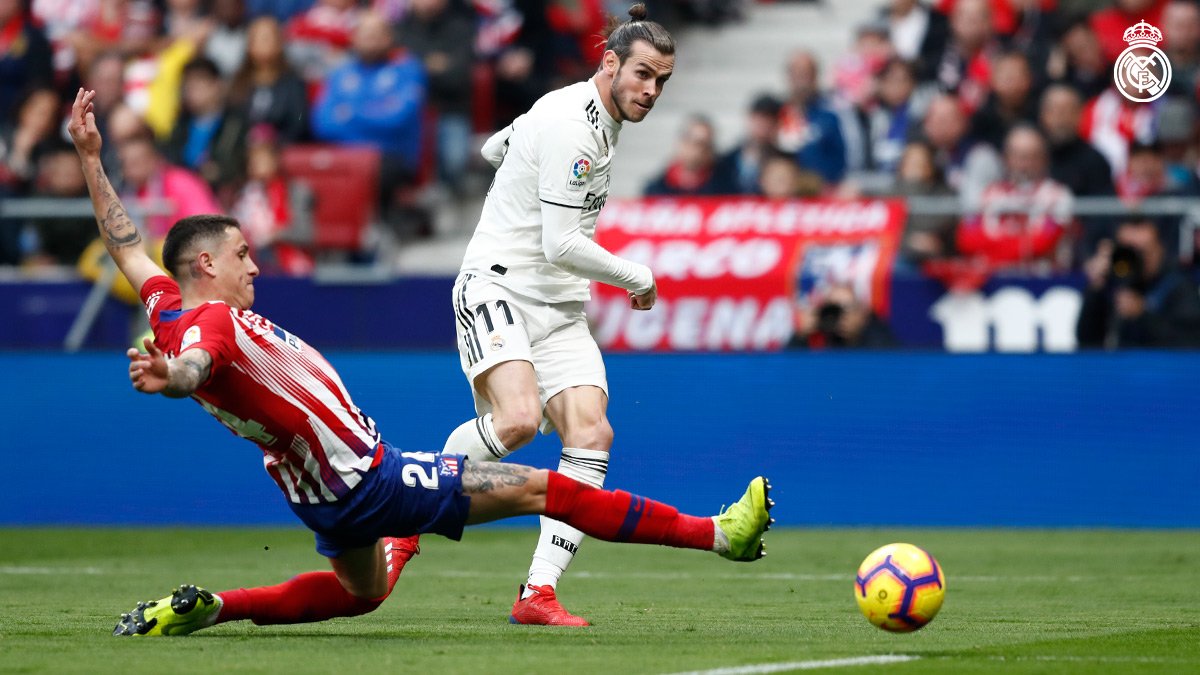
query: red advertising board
588 197 906 351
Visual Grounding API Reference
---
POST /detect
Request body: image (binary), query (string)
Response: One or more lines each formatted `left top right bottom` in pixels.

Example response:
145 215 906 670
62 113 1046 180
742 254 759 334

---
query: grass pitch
0 528 1196 674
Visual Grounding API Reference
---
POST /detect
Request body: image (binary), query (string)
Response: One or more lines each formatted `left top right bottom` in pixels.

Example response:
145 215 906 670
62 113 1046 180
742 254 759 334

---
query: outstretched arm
67 88 165 295
127 338 212 398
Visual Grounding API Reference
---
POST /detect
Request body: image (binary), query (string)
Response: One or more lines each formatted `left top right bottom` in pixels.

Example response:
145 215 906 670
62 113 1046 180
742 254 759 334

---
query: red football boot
508 584 590 626
384 535 421 581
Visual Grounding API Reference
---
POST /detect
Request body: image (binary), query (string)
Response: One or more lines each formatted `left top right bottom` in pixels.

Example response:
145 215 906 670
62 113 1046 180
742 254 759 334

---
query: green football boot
714 476 775 561
113 584 221 636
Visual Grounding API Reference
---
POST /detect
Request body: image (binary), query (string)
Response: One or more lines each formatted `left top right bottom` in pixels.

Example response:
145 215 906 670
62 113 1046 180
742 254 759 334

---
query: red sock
216 536 417 626
543 471 714 550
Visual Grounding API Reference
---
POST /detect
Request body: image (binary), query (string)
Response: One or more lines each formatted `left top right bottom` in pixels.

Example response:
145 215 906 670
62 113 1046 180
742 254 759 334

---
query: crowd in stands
640 0 1200 347
3 0 1198 347
0 0 738 272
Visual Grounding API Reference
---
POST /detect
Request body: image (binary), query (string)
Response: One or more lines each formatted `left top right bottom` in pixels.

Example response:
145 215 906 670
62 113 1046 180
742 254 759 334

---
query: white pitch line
663 655 919 675
428 569 1097 583
0 566 106 575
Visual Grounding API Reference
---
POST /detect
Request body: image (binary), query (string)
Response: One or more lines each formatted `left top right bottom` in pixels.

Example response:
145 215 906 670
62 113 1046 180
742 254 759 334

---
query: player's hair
600 3 675 63
162 215 241 280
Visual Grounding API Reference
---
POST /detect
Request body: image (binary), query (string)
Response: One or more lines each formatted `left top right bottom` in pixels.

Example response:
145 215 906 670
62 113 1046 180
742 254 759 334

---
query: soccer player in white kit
441 4 675 625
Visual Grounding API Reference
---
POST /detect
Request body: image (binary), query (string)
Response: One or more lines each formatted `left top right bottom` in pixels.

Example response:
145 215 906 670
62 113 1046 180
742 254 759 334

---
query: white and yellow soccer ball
854 543 945 632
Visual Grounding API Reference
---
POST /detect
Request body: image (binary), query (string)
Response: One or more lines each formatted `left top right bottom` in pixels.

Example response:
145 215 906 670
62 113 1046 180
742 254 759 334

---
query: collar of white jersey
587 78 622 132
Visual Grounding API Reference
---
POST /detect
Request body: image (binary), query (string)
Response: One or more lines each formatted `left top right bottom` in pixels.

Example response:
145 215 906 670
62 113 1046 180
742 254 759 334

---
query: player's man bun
601 3 674 62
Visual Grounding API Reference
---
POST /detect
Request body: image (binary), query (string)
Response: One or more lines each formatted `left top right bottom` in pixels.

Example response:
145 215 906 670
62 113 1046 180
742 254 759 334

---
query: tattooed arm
127 338 213 398
68 88 166 294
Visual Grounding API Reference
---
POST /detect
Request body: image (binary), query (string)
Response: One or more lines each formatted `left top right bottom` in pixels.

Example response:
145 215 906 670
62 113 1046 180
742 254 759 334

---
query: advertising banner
588 198 906 351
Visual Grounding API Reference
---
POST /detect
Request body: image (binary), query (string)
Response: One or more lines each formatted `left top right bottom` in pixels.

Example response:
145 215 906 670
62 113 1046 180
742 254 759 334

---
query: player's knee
493 408 539 448
563 417 613 452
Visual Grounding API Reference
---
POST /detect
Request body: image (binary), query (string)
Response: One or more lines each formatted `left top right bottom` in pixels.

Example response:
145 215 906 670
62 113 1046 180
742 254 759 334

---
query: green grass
0 528 1197 674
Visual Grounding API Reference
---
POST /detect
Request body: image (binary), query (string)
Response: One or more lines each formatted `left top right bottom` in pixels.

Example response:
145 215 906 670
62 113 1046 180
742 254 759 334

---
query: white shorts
452 272 608 433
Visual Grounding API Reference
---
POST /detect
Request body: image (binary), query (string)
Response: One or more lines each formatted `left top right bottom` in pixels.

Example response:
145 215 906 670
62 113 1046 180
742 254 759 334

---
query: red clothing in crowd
957 177 1073 265
1089 0 1168 63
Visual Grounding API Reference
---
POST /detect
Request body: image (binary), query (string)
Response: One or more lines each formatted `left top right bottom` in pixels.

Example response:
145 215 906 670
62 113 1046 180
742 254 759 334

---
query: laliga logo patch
1114 21 1171 103
490 335 506 351
181 325 201 350
566 156 592 191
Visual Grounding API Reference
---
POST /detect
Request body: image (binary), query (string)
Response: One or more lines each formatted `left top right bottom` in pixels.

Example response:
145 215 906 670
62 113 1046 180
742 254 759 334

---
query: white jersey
461 79 653 304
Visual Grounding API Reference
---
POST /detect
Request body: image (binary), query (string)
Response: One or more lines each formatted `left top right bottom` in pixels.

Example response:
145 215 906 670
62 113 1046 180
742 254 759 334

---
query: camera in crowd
1108 244 1147 293
816 302 845 335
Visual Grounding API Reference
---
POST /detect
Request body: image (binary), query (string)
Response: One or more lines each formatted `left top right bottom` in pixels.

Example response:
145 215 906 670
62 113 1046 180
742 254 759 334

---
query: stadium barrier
3 352 1195 528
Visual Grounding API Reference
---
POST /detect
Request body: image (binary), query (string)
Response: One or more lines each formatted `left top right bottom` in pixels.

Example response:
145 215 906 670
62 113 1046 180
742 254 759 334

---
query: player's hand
1114 287 1146 320
67 88 102 157
1084 240 1113 290
127 337 170 394
630 283 657 311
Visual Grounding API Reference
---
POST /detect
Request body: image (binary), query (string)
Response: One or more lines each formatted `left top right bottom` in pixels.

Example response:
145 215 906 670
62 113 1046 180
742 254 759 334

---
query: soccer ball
854 543 945 632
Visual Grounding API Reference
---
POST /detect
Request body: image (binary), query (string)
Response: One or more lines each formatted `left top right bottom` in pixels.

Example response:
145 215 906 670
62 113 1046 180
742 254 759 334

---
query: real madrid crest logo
1114 20 1172 103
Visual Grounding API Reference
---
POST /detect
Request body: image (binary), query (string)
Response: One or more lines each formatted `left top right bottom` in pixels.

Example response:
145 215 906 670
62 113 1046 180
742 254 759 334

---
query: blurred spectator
880 0 949 81
846 58 926 173
919 93 1002 208
118 134 221 239
1 88 61 265
1077 218 1200 348
970 51 1038 150
1115 141 1195 258
1090 0 1168 64
1039 84 1115 198
81 51 130 174
712 94 782 195
759 150 825 199
28 144 94 266
311 12 426 222
229 16 309 143
1163 0 1200 99
0 0 54 123
788 283 897 349
832 20 895 111
166 56 248 192
1157 97 1199 191
1039 83 1116 255
935 0 1057 39
778 50 847 184
396 0 476 195
230 124 315 275
1003 0 1060 85
891 140 959 264
1 88 60 192
1046 18 1109 100
287 0 362 82
930 0 999 113
205 0 250 77
545 0 607 78
163 0 210 41
32 0 97 79
957 125 1073 267
1117 141 1195 201
1080 87 1157 177
644 115 721 197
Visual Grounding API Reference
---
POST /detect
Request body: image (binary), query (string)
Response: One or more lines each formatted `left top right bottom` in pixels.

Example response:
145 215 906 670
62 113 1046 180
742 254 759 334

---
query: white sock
711 517 730 554
524 447 609 595
441 413 509 461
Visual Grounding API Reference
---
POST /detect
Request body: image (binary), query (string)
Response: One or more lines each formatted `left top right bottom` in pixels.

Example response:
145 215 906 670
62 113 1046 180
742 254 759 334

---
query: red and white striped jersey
140 275 380 504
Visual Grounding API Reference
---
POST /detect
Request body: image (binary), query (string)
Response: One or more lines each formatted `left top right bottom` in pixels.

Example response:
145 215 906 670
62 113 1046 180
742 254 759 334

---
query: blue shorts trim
288 443 471 558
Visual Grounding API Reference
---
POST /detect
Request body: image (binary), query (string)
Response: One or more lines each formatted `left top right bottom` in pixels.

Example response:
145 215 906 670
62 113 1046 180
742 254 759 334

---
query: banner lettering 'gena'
588 198 906 351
